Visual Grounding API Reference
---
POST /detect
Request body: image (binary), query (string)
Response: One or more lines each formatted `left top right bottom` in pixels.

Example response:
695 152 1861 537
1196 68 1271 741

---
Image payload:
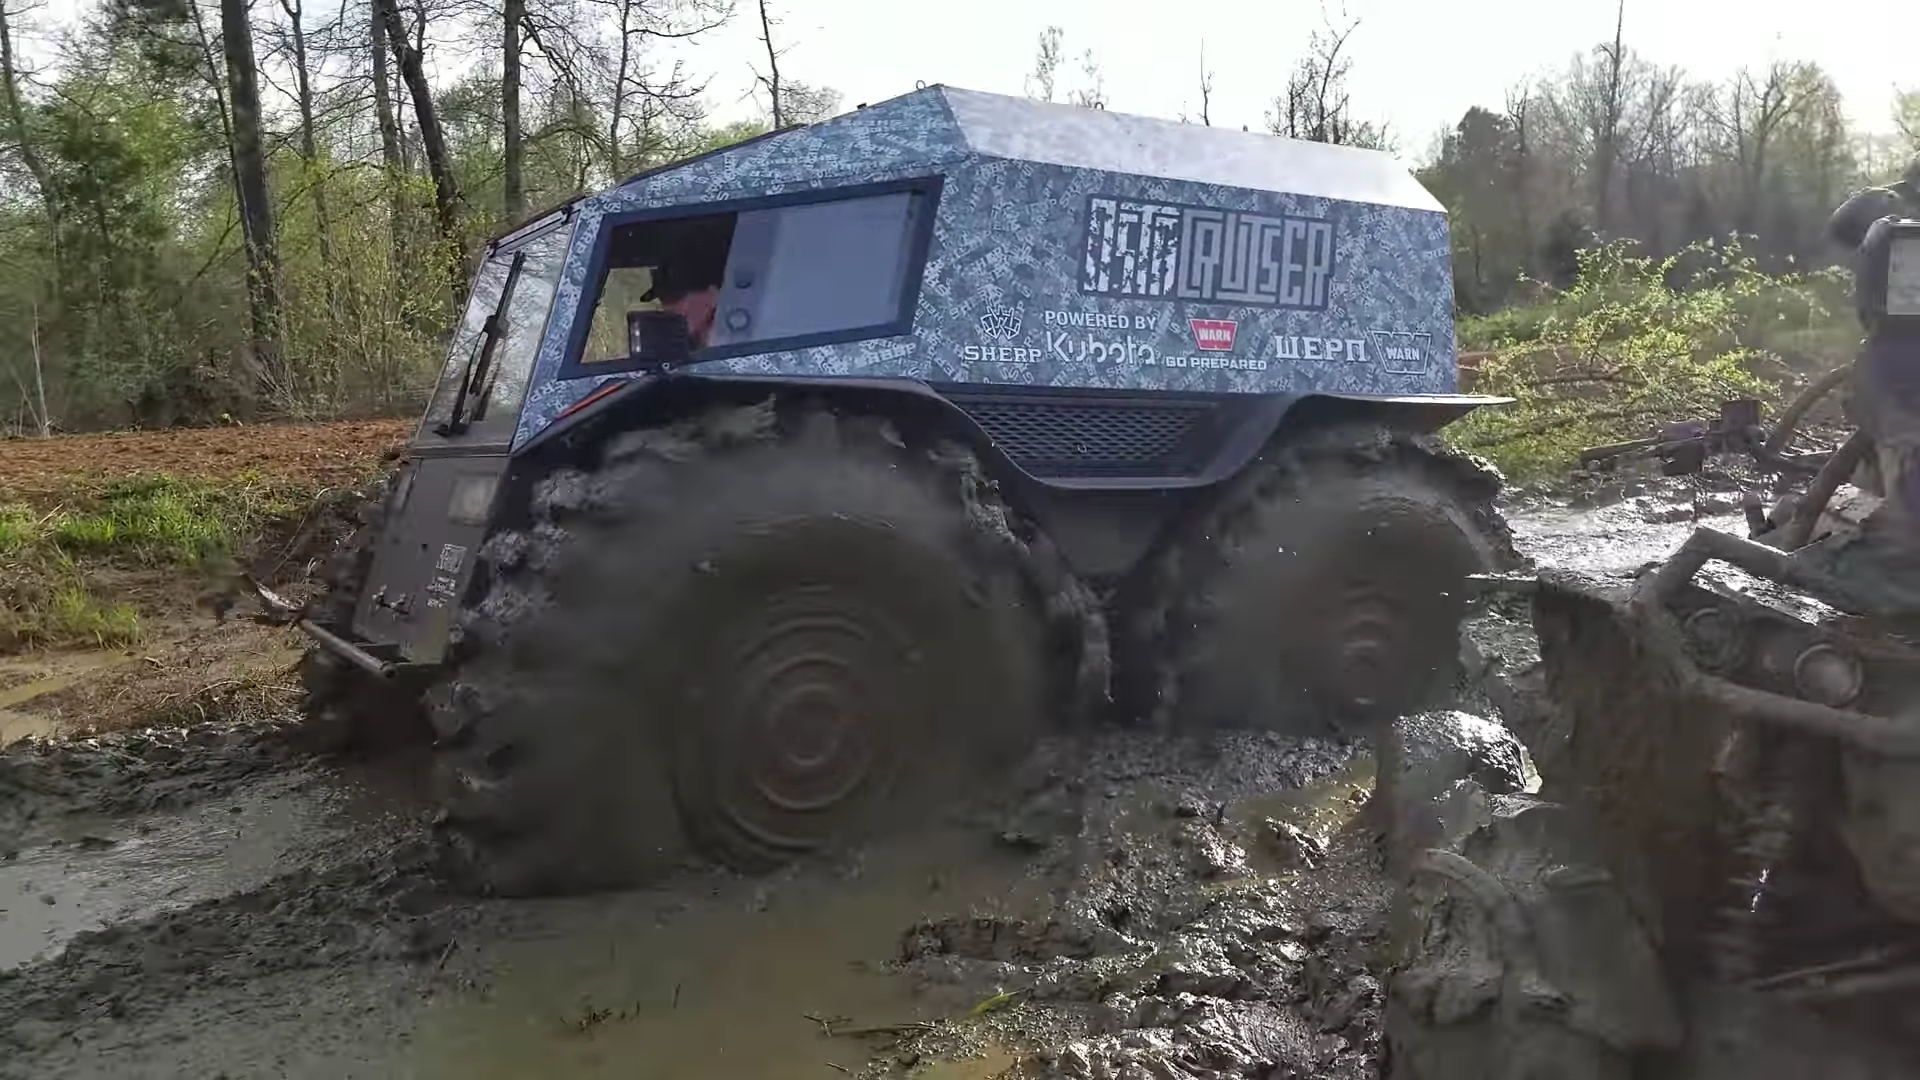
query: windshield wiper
437 251 527 437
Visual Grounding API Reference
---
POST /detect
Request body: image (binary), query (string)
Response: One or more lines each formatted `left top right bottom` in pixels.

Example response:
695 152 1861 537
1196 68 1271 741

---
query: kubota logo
1189 318 1237 351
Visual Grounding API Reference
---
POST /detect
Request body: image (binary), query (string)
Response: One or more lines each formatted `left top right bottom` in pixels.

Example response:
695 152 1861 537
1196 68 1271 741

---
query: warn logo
1189 318 1237 352
1367 330 1433 374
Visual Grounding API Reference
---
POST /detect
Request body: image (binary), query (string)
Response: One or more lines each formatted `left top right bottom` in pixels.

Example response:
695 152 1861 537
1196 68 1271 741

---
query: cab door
351 210 575 662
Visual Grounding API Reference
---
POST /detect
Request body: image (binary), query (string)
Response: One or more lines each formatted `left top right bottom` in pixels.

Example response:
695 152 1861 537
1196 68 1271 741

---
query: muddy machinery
254 87 1520 896
1387 217 1920 1076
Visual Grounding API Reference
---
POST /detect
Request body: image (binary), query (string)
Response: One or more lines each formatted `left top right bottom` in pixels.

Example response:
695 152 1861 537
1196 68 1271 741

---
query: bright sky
679 0 1910 153
16 0 1910 158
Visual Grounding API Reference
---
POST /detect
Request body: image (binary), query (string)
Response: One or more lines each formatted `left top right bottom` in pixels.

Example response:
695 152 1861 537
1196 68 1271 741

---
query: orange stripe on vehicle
557 379 627 420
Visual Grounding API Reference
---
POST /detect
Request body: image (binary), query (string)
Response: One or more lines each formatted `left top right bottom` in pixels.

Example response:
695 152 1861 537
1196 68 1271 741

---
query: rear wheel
1121 422 1517 737
432 400 1084 894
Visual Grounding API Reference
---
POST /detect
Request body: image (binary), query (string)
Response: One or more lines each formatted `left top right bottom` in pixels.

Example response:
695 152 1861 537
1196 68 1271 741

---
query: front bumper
246 576 404 680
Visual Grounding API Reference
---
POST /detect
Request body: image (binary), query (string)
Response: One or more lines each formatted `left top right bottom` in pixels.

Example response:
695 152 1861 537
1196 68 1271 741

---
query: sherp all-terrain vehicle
1386 212 1920 1077
262 86 1514 895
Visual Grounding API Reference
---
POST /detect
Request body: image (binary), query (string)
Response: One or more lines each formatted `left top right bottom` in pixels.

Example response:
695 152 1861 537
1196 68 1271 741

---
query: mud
0 474 1882 1080
0 715 312 846
0 652 125 746
0 769 342 970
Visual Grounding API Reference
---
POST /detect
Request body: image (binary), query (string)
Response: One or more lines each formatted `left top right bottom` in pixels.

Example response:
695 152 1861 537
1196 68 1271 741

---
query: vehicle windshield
418 222 572 441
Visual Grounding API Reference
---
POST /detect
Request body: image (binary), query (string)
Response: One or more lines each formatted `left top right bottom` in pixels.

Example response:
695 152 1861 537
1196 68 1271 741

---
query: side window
711 191 924 347
563 183 936 377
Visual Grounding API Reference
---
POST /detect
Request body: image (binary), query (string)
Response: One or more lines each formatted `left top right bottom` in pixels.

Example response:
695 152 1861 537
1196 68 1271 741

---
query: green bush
1447 237 1851 480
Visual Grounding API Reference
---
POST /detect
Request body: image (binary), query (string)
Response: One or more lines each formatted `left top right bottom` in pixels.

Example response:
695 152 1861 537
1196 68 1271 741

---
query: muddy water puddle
1508 500 1742 577
0 769 359 970
408 827 1052 1080
915 1048 1026 1079
1233 754 1376 875
1236 755 1374 836
0 650 133 745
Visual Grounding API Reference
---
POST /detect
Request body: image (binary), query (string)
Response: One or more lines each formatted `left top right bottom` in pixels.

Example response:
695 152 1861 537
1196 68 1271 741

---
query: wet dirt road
0 481 1754 1080
2 728 1376 1080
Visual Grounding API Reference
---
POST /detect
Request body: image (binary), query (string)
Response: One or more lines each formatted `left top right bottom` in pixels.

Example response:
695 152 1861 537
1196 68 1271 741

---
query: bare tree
592 0 721 177
754 0 784 127
1583 0 1629 233
1266 9 1392 150
1026 25 1063 102
503 0 524 220
1068 48 1105 109
369 0 404 176
1707 62 1805 233
375 0 463 282
275 0 336 294
1504 84 1537 271
1198 42 1213 126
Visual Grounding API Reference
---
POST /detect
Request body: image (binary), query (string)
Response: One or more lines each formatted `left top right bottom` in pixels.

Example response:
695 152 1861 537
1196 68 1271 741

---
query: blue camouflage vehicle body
344 84 1502 672
294 86 1512 895
506 86 1477 469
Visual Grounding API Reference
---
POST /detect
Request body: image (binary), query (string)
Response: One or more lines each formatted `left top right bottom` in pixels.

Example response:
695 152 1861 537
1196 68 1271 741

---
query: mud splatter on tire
430 399 1108 896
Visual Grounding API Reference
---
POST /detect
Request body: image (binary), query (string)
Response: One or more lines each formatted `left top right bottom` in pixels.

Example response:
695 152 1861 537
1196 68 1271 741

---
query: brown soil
0 620 305 742
0 419 410 715
0 419 410 503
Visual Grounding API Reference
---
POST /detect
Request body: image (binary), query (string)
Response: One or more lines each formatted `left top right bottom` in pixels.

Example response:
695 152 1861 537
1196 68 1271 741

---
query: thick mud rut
0 474 1858 1079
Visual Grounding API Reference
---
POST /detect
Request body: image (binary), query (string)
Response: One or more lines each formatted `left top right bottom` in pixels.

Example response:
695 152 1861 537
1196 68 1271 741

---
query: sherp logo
979 308 1023 342
1189 318 1237 352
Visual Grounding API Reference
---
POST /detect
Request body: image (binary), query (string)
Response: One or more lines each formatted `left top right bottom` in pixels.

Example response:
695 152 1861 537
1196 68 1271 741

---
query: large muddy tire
295 477 432 756
1121 422 1518 737
431 400 1099 896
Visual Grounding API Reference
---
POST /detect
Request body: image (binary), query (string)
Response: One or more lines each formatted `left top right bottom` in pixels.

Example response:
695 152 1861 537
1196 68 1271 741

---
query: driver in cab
642 256 725 351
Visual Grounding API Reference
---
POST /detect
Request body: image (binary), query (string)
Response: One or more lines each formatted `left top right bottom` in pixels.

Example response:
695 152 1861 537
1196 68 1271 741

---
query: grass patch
45 583 143 646
0 473 316 652
0 553 146 651
35 474 306 567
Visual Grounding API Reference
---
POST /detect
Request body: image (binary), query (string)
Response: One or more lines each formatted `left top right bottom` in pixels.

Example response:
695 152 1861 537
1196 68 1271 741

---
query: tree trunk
220 0 283 402
281 0 335 303
757 0 782 128
1592 0 1626 235
370 1 403 175
376 0 464 291
0 1 59 264
187 0 246 257
502 0 523 223
369 0 409 286
27 303 49 437
0 0 64 407
606 0 632 179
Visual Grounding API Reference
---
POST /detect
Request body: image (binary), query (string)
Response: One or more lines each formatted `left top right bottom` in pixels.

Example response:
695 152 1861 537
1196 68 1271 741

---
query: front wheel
430 403 1068 894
